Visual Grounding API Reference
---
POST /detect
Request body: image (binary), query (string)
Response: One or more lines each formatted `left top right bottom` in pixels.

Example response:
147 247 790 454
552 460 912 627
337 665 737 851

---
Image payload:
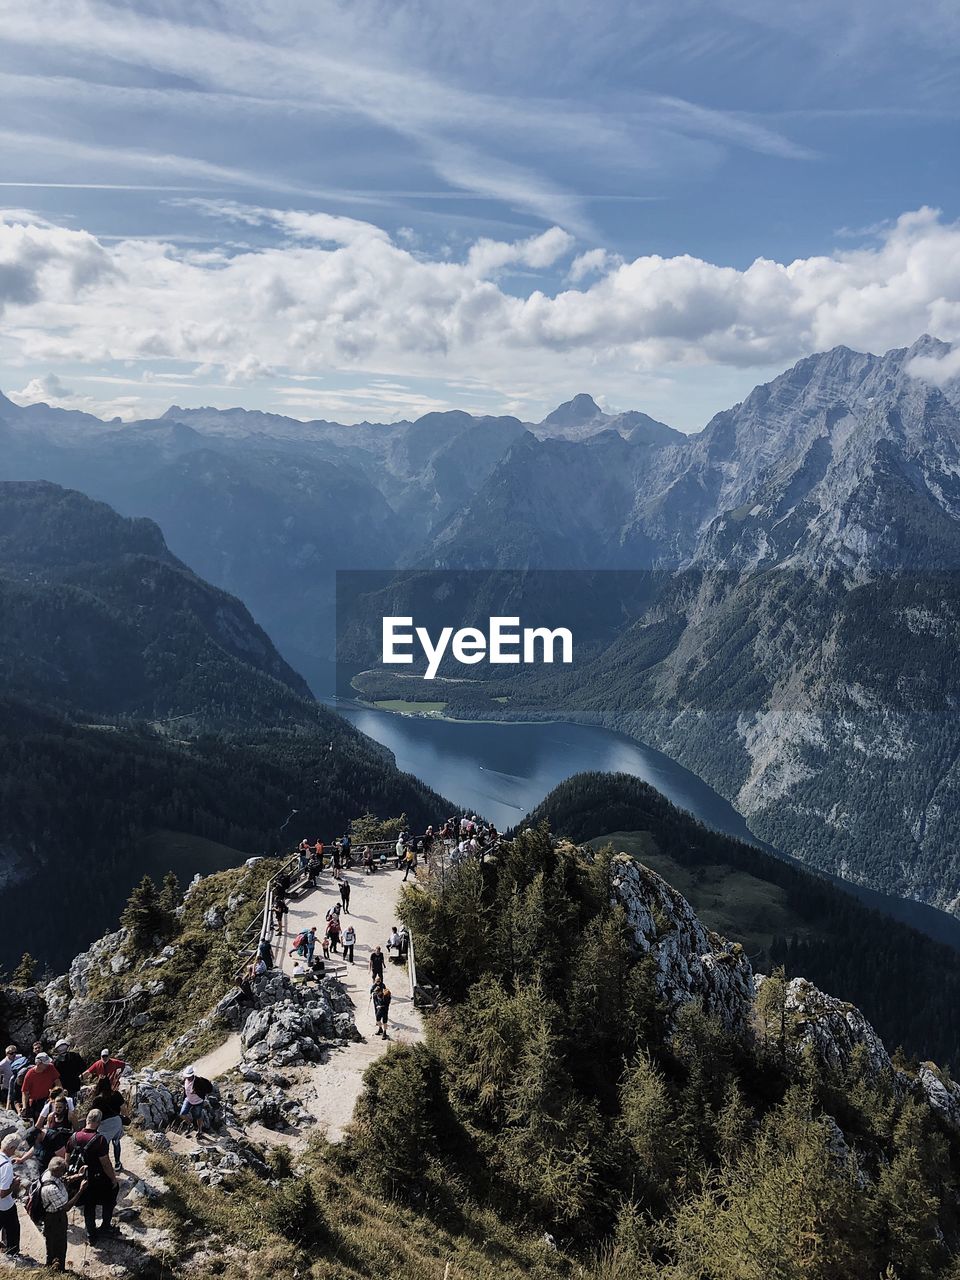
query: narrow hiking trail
280 862 424 1140
14 1139 173 1276
11 866 422 1272
191 860 423 1143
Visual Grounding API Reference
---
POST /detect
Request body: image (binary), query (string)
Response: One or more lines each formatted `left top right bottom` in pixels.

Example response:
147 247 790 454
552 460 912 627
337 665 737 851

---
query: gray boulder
131 1070 180 1128
917 1062 960 1129
777 976 892 1078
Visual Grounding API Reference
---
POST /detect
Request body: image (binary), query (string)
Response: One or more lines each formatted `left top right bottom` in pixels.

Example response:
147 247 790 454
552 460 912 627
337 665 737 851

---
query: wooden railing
234 841 398 978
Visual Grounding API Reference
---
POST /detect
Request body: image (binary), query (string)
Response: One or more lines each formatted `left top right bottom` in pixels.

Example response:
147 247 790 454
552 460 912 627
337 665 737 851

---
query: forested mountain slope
520 772 960 1066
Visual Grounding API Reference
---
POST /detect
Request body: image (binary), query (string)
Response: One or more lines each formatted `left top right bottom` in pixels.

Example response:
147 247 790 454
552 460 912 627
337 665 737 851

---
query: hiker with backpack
68 1109 120 1244
27 1155 85 1271
289 927 311 960
25 1116 72 1173
180 1066 214 1137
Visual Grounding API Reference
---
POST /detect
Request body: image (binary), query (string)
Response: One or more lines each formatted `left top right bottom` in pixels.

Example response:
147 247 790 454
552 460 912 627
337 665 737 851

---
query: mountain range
0 480 449 969
3 335 960 917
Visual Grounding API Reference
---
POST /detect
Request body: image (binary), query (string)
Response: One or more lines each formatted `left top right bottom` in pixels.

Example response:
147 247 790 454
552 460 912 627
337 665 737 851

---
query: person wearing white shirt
0 1047 18 1108
0 1133 22 1259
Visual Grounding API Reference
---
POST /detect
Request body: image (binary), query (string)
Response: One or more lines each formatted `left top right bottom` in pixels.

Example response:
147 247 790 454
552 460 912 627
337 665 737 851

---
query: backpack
25 1178 46 1227
292 931 307 949
193 1075 214 1100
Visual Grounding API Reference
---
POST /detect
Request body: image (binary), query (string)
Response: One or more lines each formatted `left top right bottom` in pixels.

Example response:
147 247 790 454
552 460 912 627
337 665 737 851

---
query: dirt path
280 862 424 1141
14 1137 172 1275
176 862 422 1146
191 1031 242 1081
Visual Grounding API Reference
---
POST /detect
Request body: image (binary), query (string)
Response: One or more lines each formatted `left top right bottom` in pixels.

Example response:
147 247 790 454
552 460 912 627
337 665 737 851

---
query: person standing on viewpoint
40 1155 85 1271
371 980 392 1038
342 923 356 963
340 878 351 912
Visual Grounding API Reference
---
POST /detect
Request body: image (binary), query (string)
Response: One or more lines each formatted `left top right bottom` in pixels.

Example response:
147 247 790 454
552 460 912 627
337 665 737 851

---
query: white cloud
909 346 960 385
0 1 817 233
2 204 960 421
568 248 617 281
12 372 73 402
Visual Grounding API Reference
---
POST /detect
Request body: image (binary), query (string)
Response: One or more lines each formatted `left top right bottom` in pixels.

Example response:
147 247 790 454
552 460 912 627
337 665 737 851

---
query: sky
0 0 959 429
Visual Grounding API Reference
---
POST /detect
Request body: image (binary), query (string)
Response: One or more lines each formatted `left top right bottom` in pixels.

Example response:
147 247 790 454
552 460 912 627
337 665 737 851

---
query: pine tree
11 951 37 987
619 1051 675 1202
754 967 790 1066
120 874 165 951
669 1080 862 1279
870 1100 945 1280
347 1042 438 1197
716 1081 754 1163
158 870 182 916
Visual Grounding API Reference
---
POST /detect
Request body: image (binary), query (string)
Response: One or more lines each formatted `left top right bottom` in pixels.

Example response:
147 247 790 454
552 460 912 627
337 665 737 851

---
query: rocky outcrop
777 976 892 1078
131 1070 182 1129
233 971 360 1067
0 984 45 1048
611 854 755 1035
221 1064 313 1131
69 928 126 999
917 1062 960 1129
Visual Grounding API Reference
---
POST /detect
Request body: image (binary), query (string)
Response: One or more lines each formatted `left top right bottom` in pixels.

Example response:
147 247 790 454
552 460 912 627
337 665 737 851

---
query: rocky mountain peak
542 392 604 427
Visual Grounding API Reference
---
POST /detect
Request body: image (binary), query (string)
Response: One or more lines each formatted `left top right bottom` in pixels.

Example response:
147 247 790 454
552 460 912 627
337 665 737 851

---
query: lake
336 702 757 838
335 700 960 951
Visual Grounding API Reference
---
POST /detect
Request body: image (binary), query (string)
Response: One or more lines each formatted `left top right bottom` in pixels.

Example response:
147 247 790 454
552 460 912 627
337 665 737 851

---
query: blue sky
0 0 958 427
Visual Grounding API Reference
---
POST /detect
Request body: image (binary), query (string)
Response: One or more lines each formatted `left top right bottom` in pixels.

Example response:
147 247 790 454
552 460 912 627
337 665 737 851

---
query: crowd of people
243 815 498 1037
0 814 500 1268
0 1042 130 1267
0 1033 222 1269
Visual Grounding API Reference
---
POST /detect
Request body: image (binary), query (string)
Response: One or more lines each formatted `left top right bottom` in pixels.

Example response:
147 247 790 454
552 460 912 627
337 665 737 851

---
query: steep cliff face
610 849 960 1137
611 854 755 1035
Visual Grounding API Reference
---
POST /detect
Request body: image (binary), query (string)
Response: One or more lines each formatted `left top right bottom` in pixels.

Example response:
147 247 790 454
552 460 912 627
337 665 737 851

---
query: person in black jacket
52 1040 85 1096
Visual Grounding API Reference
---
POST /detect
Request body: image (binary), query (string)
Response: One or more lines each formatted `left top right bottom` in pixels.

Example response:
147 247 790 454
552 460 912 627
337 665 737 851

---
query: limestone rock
41 974 71 1042
612 855 754 1035
203 906 225 930
69 929 125 997
778 976 892 1077
131 1070 180 1128
917 1062 960 1129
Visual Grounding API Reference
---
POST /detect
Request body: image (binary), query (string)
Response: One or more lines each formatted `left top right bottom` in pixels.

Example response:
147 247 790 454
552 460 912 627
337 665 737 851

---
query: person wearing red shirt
85 1051 126 1089
20 1053 60 1120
